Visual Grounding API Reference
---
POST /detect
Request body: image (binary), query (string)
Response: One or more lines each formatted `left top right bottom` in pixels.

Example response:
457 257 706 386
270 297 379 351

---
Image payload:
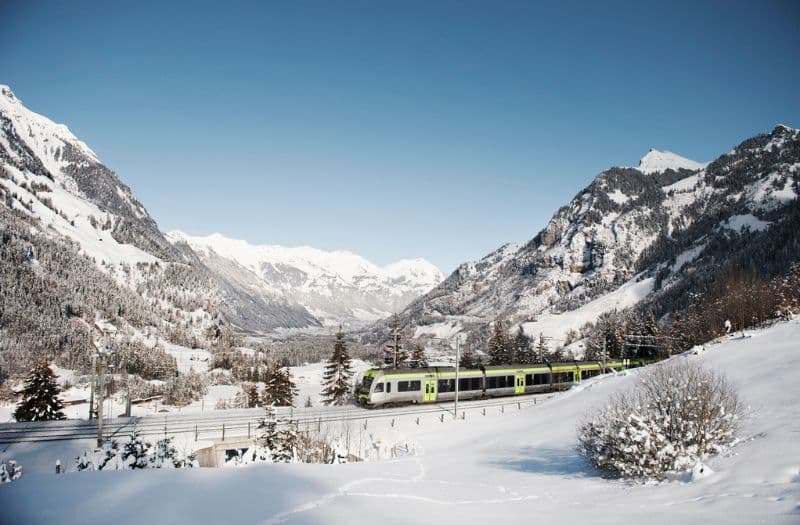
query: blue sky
2 1 798 272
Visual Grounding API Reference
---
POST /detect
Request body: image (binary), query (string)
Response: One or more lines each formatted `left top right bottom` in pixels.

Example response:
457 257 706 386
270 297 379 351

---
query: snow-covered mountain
394 126 800 345
0 84 441 358
166 231 444 326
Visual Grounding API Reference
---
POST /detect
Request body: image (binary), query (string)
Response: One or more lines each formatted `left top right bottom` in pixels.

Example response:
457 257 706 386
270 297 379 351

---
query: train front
354 369 379 406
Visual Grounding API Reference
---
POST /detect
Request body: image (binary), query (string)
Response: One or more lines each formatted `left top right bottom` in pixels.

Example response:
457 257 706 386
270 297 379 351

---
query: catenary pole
454 337 460 420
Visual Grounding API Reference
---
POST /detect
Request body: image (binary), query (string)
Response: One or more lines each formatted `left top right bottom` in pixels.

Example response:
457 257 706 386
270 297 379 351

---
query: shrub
578 360 741 480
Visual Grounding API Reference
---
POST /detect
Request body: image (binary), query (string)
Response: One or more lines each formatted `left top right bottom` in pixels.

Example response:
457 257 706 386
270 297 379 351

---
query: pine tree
535 333 549 362
384 316 408 367
150 437 188 468
262 362 298 407
488 320 511 365
642 310 662 358
122 429 151 469
408 343 428 368
459 346 476 369
274 422 298 463
244 383 260 408
13 360 66 422
256 404 284 462
514 327 532 364
321 327 354 406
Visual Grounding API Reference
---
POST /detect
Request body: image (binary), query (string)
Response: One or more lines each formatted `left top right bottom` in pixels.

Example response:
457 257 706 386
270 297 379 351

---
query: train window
525 374 533 386
490 376 512 389
374 383 384 393
397 380 422 392
438 379 455 393
536 374 549 385
459 378 480 390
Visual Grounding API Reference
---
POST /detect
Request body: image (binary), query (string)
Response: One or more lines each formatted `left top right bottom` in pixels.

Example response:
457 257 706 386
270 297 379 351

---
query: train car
355 359 640 407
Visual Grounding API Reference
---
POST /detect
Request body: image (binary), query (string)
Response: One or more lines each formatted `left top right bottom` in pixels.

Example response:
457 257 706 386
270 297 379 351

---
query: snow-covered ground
1 319 799 524
521 275 655 346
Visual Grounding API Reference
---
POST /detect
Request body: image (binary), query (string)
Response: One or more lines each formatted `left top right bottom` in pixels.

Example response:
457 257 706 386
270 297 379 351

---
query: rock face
394 125 800 343
167 231 444 327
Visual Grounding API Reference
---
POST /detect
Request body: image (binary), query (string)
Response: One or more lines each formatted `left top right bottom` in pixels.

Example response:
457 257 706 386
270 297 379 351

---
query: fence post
461 411 465 420
391 418 395 427
222 423 225 442
248 422 251 439
439 414 444 423
194 425 198 441
517 402 521 410
501 405 505 414
55 460 61 475
416 417 420 426
482 408 486 416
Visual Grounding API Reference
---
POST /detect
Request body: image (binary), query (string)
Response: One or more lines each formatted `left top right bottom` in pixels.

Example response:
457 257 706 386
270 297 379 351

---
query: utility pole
454 337 460 420
393 327 399 368
601 338 607 374
96 352 105 447
88 353 96 420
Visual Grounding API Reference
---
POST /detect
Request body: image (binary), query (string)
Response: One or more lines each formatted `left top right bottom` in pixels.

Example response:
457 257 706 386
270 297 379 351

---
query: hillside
392 126 800 347
0 85 438 379
2 318 797 524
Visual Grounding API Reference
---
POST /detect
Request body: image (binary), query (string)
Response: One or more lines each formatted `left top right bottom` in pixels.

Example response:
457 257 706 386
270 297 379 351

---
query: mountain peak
637 149 707 174
0 85 18 103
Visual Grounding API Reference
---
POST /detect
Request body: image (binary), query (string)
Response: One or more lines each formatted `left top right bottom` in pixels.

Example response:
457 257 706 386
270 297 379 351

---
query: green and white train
355 359 641 407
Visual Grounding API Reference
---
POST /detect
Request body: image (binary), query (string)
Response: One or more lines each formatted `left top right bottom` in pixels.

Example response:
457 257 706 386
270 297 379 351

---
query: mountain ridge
166 230 444 326
386 124 799 349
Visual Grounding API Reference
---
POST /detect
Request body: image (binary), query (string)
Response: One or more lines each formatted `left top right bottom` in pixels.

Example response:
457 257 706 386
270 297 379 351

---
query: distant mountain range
0 84 443 374
166 231 443 327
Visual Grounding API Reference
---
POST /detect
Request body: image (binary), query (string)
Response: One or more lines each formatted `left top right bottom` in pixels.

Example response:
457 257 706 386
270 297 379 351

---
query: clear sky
2 1 798 272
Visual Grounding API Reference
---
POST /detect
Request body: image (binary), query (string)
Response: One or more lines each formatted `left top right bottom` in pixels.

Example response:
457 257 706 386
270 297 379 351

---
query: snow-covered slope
397 125 800 345
3 318 797 524
167 231 444 326
637 148 707 174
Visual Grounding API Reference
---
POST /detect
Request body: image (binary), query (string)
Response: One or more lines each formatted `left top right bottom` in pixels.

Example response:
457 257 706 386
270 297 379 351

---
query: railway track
0 392 554 445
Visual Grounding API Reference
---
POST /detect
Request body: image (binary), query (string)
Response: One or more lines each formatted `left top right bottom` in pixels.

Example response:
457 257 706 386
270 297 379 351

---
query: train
355 359 643 407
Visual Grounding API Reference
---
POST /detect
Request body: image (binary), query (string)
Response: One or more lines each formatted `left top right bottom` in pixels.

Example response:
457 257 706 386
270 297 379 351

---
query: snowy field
1 319 799 524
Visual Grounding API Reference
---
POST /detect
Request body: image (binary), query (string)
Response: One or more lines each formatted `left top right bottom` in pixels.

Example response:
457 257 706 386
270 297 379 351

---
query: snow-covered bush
75 432 196 471
149 437 196 468
76 439 124 471
0 460 22 483
122 430 151 469
577 360 741 480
